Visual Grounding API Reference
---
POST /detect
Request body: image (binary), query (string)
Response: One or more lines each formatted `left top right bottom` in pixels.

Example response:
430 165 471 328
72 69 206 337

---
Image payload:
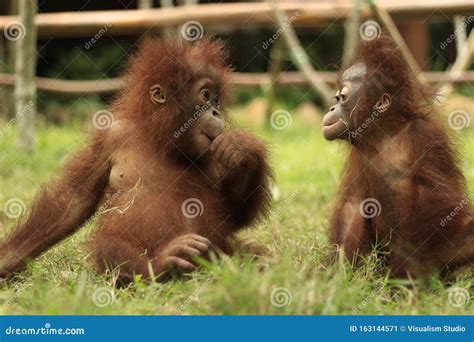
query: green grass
0 110 472 315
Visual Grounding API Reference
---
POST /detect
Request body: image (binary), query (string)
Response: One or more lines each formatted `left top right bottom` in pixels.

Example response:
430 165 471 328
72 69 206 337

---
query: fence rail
0 71 472 95
0 1 472 95
0 1 472 38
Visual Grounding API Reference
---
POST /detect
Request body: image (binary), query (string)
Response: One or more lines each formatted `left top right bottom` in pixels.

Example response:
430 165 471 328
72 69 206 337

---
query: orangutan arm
0 135 111 277
211 129 272 226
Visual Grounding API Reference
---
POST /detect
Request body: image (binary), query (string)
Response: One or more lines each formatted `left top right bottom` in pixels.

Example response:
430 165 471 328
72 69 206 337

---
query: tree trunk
15 0 37 152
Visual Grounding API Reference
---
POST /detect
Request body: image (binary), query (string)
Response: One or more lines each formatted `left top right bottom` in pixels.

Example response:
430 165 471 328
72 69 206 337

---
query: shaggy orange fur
0 37 272 285
328 36 474 277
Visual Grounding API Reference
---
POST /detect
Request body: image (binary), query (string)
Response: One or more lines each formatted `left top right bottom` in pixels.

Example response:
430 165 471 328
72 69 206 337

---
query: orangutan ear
373 93 391 113
150 84 166 105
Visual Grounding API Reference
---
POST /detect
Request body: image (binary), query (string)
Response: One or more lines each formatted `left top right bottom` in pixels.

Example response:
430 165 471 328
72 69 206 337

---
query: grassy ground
0 108 472 315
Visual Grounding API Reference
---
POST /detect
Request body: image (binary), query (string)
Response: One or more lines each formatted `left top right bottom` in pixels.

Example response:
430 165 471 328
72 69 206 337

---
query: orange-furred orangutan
323 36 474 278
0 37 272 285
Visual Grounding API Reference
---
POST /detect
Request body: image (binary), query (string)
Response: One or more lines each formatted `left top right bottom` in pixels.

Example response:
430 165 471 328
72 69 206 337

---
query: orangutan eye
200 88 210 101
340 86 349 101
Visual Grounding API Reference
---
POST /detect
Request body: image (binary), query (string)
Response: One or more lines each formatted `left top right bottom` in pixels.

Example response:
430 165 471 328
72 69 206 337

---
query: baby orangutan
0 37 272 285
323 36 474 278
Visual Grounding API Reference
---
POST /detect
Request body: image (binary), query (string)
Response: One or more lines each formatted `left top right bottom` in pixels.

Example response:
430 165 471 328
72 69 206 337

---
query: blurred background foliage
0 0 471 124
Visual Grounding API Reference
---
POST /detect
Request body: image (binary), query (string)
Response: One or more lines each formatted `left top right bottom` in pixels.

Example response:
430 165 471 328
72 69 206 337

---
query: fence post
15 0 37 152
138 0 153 9
0 36 7 118
265 38 285 127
